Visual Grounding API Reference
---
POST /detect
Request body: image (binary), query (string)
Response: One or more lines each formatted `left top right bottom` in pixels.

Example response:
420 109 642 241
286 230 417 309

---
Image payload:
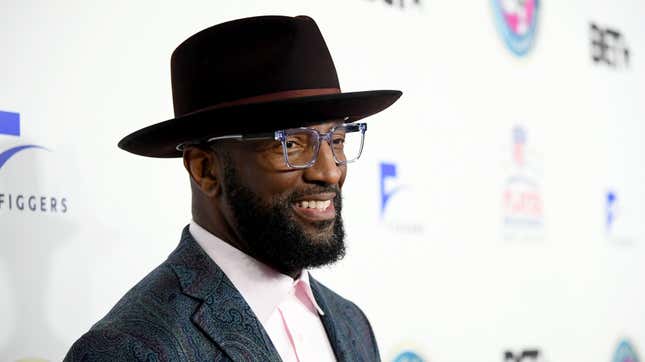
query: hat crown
170 15 340 117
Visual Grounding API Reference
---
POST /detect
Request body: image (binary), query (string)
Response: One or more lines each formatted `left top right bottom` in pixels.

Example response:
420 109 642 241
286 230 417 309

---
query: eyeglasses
177 123 367 169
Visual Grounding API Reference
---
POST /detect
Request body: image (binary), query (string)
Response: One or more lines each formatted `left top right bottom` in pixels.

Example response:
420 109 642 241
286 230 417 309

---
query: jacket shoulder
66 263 197 361
64 326 161 362
100 262 191 327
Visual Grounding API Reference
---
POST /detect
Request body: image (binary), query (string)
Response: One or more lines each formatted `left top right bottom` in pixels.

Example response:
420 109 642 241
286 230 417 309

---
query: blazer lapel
167 227 281 362
309 277 356 361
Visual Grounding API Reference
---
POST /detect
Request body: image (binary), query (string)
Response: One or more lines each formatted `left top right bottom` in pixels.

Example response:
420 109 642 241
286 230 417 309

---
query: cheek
236 160 302 200
261 173 302 199
338 166 347 188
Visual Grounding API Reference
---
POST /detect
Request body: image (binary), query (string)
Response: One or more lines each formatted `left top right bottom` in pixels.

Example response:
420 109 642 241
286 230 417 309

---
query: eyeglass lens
284 126 363 167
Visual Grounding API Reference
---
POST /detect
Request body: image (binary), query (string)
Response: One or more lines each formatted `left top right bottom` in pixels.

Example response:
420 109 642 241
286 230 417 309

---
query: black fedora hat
118 15 402 158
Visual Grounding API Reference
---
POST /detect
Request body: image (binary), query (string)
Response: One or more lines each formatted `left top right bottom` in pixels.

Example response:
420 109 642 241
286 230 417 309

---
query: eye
332 134 345 148
284 134 309 151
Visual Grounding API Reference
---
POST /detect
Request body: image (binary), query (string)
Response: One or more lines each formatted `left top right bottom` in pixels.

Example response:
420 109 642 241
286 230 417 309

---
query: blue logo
0 110 20 136
0 110 48 170
606 190 618 232
393 350 425 362
378 162 424 233
0 110 67 213
380 162 403 217
612 339 640 362
491 0 539 56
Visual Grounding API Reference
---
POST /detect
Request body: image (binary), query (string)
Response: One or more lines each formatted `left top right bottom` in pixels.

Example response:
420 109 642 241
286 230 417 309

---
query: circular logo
613 339 640 362
491 0 539 56
393 350 425 362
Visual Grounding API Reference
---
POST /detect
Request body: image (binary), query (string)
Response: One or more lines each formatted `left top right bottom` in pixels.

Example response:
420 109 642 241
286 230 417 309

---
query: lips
292 193 336 222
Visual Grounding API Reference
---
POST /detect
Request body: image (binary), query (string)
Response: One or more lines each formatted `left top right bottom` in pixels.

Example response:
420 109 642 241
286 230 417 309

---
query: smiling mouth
291 195 336 222
295 200 332 210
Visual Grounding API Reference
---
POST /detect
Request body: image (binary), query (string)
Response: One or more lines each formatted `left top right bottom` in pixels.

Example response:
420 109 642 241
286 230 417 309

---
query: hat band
212 87 341 109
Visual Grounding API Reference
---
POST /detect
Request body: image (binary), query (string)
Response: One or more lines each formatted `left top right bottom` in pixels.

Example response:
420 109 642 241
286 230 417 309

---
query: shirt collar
189 221 325 323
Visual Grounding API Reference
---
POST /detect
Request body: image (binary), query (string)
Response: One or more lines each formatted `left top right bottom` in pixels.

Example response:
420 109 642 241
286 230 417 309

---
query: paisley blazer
64 227 381 361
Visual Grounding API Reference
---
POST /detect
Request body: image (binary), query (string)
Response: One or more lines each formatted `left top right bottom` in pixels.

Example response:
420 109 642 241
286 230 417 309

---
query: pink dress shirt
189 221 337 362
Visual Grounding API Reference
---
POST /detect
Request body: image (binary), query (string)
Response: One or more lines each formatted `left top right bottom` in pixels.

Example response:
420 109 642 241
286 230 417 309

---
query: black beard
221 162 346 276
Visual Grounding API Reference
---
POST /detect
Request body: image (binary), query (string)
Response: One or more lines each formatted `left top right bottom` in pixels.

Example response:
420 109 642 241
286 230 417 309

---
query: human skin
183 121 347 278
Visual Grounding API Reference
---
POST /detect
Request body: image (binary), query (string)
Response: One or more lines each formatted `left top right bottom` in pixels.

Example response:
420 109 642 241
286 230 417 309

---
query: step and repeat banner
1 0 644 361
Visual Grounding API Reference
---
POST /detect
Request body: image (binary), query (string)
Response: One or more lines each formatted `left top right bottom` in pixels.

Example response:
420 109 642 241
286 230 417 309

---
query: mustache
286 185 342 203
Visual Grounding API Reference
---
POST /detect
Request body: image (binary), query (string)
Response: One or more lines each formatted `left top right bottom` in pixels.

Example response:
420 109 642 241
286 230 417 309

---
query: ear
183 146 222 198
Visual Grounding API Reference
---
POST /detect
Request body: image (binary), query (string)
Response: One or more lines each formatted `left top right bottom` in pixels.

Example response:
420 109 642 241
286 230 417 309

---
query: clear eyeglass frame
176 122 367 169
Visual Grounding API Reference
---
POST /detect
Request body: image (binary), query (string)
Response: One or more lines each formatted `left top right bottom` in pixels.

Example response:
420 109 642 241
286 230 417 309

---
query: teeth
298 200 331 210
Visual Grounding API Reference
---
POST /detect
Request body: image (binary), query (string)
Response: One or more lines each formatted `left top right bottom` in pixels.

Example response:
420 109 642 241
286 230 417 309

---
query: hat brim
118 90 402 158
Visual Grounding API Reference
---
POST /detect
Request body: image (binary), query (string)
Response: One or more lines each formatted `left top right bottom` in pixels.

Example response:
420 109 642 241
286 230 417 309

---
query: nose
303 140 343 185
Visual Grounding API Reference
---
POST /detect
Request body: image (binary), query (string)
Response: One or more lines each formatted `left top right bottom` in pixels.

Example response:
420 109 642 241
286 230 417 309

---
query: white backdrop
1 0 644 361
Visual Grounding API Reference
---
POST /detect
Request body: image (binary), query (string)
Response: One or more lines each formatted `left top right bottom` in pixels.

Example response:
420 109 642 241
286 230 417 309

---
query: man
65 15 401 361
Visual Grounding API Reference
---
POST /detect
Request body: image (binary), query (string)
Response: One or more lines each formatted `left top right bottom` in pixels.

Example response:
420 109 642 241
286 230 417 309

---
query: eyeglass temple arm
207 132 276 142
176 132 276 151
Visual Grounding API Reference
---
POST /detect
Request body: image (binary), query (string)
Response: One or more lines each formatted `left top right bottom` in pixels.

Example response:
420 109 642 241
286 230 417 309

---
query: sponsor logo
612 339 640 362
393 350 426 362
0 194 68 213
379 161 423 234
590 22 630 68
502 126 544 240
604 189 636 244
491 0 539 56
380 162 402 217
606 190 618 233
504 348 542 362
0 111 47 170
0 110 69 213
369 0 421 8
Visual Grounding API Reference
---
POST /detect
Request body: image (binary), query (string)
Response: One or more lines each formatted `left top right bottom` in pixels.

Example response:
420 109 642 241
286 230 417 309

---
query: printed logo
393 350 426 362
612 339 640 362
504 348 543 362
491 0 539 56
380 162 402 217
379 161 423 234
604 188 637 244
606 190 618 233
502 126 544 240
369 0 421 8
0 109 69 213
590 22 630 68
0 111 47 170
